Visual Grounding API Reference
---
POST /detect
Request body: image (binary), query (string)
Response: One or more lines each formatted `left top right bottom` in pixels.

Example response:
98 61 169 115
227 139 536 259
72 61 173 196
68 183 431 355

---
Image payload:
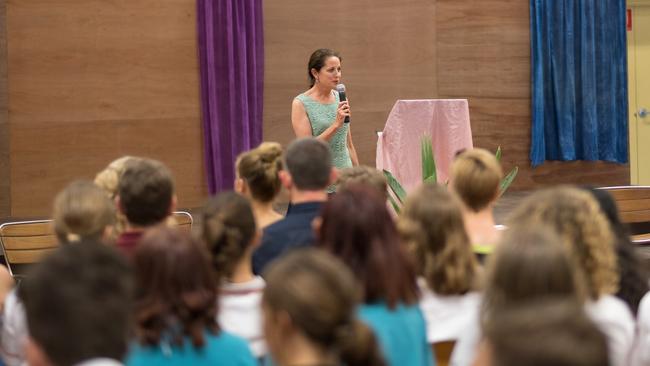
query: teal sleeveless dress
295 91 353 170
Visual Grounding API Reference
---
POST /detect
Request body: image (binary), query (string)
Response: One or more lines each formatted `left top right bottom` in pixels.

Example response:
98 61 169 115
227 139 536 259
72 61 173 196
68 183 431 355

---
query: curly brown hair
133 227 219 348
398 184 480 295
507 186 618 299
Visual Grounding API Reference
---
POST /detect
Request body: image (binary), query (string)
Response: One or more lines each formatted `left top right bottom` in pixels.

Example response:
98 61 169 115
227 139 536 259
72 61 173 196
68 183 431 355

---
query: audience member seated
252 138 334 275
450 148 503 258
507 187 634 366
94 156 139 237
398 184 481 344
1 180 119 366
318 186 434 366
235 142 284 229
474 300 608 366
200 192 266 357
263 249 385 366
452 226 586 366
115 158 176 258
19 242 132 366
584 187 650 317
53 180 116 244
126 227 256 366
336 165 388 200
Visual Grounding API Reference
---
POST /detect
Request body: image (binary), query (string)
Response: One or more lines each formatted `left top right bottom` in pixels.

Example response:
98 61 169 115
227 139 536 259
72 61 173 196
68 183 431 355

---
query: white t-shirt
218 276 266 357
0 289 27 366
451 294 635 366
417 278 481 343
585 294 636 366
627 292 650 366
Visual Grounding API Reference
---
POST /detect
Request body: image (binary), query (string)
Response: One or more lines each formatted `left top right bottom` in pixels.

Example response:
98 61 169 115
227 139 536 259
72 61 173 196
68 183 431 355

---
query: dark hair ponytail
338 320 386 366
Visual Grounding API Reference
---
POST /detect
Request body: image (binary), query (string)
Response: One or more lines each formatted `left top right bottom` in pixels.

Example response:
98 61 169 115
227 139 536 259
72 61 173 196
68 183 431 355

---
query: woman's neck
251 200 282 229
463 207 499 245
309 85 333 101
276 336 337 366
228 257 256 283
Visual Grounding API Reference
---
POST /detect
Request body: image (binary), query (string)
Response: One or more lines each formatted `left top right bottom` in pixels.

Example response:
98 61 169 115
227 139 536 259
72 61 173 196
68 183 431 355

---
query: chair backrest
598 186 650 244
0 220 59 278
599 186 650 224
171 211 193 234
433 340 456 366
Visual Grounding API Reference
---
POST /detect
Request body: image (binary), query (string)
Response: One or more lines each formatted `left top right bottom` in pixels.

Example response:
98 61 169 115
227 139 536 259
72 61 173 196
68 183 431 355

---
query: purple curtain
197 0 264 194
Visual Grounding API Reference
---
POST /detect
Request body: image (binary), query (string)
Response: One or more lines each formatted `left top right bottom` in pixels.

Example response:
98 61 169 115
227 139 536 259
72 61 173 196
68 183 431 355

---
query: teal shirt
295 91 352 170
359 302 436 366
126 330 257 366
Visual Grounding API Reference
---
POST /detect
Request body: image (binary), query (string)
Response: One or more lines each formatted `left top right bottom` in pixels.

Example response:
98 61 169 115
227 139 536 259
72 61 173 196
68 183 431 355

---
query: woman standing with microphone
291 49 359 172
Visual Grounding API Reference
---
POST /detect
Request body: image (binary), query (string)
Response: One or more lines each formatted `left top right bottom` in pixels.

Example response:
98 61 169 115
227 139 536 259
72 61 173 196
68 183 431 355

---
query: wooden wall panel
6 0 206 216
0 0 9 216
263 0 438 166
436 0 629 190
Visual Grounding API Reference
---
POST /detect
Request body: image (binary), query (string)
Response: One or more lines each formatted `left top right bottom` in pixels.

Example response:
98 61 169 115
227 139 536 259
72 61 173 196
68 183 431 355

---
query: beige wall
3 0 206 216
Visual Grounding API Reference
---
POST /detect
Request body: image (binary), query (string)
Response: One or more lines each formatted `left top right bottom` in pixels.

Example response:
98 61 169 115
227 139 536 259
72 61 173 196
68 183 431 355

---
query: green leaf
495 146 502 162
421 136 437 184
388 193 401 214
424 176 438 185
499 166 519 197
383 170 406 204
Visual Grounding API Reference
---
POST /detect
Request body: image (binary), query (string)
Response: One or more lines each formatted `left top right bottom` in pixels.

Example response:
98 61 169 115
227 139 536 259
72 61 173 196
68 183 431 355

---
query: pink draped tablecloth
376 99 473 192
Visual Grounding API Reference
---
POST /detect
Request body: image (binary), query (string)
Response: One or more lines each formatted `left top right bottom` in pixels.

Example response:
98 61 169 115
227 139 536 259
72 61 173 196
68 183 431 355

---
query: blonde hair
236 142 283 203
53 180 116 244
398 184 479 295
507 187 618 299
451 148 503 212
336 166 388 200
94 156 140 237
94 156 138 199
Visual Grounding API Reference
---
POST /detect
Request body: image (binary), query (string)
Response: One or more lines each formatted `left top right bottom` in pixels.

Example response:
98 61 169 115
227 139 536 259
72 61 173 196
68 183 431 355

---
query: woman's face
313 56 341 89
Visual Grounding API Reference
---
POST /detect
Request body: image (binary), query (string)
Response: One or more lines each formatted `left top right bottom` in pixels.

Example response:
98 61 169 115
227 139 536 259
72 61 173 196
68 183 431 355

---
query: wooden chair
433 340 456 366
598 186 650 244
0 220 58 279
171 211 193 234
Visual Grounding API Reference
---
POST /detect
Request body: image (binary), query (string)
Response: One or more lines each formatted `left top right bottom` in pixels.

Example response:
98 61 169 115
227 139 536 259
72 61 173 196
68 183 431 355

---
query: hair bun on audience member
236 142 283 203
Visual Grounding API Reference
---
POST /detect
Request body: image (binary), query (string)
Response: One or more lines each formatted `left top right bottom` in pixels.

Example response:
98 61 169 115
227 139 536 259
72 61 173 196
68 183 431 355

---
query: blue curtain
530 0 628 166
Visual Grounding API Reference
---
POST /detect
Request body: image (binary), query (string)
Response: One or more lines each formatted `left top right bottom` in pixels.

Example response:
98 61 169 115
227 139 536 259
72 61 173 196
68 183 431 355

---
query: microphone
336 84 350 123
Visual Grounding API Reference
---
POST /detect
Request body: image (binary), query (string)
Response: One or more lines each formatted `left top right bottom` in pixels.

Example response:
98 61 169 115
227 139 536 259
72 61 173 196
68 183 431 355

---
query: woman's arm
291 98 349 142
347 126 360 166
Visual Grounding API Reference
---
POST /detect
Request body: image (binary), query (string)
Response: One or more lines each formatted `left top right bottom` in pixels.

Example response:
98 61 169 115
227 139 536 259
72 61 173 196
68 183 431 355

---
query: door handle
639 108 648 118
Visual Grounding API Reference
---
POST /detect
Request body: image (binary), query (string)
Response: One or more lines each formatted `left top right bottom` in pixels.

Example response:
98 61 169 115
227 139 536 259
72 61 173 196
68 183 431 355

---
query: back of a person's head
53 180 116 244
451 148 503 212
481 300 608 366
264 249 385 366
482 226 584 318
19 241 132 366
399 183 479 295
236 142 283 203
507 186 618 300
285 138 332 190
118 158 175 227
336 166 388 200
319 186 418 307
133 226 218 348
94 156 139 199
201 191 257 280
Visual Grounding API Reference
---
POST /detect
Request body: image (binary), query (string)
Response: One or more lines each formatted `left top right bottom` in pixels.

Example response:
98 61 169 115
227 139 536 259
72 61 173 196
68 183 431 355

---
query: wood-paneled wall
0 0 9 215
263 0 438 165
3 0 206 217
436 0 629 189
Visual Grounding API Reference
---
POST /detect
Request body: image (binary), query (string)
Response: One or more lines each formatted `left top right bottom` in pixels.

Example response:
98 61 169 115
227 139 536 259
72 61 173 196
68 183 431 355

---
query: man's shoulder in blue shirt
252 201 323 275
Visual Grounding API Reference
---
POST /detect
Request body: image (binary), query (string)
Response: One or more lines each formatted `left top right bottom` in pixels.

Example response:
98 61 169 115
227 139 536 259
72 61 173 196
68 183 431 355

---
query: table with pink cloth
376 99 473 192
